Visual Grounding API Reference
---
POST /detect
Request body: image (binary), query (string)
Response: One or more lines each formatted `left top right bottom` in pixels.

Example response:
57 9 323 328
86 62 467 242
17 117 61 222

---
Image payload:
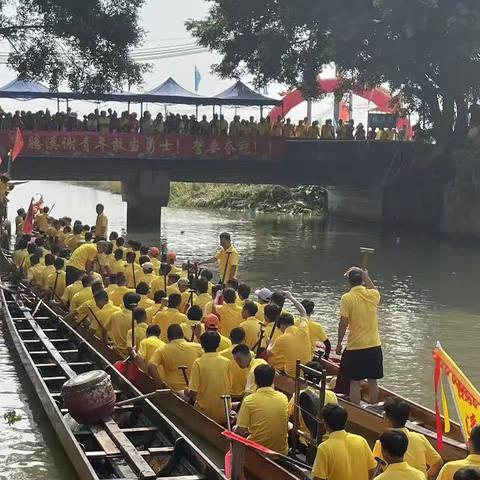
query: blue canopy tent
142 77 210 105
214 80 282 106
0 78 53 99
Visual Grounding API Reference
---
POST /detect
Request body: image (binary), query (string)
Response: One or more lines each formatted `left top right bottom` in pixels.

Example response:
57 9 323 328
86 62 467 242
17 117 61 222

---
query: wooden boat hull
1 285 227 480
12 291 301 480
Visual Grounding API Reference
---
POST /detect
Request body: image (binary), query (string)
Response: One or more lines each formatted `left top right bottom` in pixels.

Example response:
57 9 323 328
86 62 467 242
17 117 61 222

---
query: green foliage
187 0 480 141
1 0 147 92
4 410 22 426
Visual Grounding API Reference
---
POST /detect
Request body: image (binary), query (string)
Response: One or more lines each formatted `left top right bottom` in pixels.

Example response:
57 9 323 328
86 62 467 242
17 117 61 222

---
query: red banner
0 131 285 161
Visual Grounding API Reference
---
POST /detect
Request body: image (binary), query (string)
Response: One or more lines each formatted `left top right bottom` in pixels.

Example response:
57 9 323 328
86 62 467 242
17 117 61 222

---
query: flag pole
7 150 12 176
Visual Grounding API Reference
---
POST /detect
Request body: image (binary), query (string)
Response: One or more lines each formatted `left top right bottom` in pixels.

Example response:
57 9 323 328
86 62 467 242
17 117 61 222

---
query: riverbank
74 181 327 215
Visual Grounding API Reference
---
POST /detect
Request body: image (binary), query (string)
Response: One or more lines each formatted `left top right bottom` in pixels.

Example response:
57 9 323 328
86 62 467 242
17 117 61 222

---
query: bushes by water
74 181 327 215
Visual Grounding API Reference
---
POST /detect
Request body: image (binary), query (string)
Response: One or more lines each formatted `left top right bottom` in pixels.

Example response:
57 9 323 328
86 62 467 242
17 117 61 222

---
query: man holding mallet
198 232 239 285
336 247 382 405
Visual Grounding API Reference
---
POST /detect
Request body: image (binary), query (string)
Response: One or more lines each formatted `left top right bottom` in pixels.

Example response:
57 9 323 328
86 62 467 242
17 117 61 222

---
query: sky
0 0 371 124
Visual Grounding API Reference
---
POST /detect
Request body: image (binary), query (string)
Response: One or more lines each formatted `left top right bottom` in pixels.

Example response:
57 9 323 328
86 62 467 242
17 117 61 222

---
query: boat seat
299 389 319 439
85 447 175 459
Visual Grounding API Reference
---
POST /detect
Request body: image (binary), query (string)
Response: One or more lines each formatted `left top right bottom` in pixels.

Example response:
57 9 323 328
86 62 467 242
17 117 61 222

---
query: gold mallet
360 247 375 270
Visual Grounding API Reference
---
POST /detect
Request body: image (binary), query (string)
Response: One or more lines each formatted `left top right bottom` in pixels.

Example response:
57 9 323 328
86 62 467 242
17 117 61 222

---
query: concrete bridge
1 131 430 233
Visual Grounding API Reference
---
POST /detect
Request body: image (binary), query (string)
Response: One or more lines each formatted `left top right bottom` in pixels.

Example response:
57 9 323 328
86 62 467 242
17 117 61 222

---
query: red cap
149 247 160 257
204 314 220 329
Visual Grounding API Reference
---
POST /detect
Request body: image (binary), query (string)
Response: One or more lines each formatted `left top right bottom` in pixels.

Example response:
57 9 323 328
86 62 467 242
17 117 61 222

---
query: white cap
255 287 272 302
143 262 154 271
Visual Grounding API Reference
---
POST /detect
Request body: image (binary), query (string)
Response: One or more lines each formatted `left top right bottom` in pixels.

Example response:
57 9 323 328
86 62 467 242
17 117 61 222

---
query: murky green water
2 181 479 479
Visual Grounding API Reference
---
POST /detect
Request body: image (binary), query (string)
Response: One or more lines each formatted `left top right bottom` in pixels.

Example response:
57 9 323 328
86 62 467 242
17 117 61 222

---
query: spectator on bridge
336 119 346 139
272 116 283 137
367 127 377 140
283 118 295 137
321 119 335 139
307 121 321 139
345 120 355 140
355 123 366 140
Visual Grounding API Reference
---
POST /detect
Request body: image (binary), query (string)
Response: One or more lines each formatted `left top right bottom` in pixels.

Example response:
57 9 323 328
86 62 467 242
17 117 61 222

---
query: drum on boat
61 370 116 424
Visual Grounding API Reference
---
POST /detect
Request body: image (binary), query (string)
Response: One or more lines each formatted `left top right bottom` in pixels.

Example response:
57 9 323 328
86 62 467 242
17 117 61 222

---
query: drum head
62 370 108 390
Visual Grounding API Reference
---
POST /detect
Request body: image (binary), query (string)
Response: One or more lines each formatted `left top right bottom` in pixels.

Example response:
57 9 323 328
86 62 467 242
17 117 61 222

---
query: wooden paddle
360 246 375 270
178 366 189 387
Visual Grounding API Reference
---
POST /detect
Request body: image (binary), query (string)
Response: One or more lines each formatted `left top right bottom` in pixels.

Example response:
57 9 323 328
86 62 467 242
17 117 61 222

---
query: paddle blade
222 430 276 455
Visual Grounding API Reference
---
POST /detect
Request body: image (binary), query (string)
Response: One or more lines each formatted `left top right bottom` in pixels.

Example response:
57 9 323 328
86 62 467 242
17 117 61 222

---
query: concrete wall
327 187 384 223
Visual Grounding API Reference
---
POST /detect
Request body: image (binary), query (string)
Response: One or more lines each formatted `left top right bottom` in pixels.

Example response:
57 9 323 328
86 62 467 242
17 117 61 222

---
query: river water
1 181 479 479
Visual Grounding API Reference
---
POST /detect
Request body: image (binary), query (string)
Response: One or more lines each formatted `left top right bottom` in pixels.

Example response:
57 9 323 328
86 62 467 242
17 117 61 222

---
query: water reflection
4 180 480 478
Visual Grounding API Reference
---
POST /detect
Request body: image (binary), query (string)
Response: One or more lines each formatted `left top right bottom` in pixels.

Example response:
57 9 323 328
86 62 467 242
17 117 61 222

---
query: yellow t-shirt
61 280 83 304
89 303 120 338
239 317 263 350
35 213 49 232
109 258 127 274
372 428 442 476
104 308 135 356
435 454 480 480
13 249 29 269
67 234 85 253
40 265 56 290
236 386 289 454
216 303 243 337
376 462 425 480
216 333 232 353
146 304 164 324
124 263 142 289
150 276 168 297
220 345 253 396
180 321 205 343
70 287 94 311
271 322 312 376
305 317 328 354
138 295 154 310
67 243 98 271
244 358 267 394
149 338 203 391
28 264 45 285
127 323 148 350
138 336 165 365
340 286 381 350
138 272 158 288
108 285 135 307
215 245 239 282
312 430 377 480
46 270 67 298
195 293 211 312
189 352 232 424
152 308 188 342
95 213 108 238
261 321 281 350
180 290 197 313
288 388 337 444
255 302 265 323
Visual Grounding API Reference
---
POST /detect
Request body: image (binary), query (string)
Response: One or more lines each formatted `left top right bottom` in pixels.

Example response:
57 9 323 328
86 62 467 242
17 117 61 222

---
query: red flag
22 198 34 234
11 128 25 162
433 350 444 450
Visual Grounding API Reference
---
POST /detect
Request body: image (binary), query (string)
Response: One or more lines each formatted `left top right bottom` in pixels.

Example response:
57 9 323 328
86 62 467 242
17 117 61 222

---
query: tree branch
0 25 46 35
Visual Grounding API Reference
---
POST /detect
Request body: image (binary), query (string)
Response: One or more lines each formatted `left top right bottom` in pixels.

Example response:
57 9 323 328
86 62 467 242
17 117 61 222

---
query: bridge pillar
326 187 384 223
122 170 170 235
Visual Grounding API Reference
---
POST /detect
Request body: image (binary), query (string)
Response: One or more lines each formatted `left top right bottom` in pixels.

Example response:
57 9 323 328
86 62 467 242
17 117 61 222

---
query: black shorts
339 346 383 382
66 266 84 286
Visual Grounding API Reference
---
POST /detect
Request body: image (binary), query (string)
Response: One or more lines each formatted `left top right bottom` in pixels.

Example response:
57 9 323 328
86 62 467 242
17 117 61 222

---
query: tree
1 0 147 93
187 0 480 143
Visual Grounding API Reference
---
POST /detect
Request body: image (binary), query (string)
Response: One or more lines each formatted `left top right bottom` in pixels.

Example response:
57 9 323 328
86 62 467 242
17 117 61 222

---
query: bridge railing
0 131 286 161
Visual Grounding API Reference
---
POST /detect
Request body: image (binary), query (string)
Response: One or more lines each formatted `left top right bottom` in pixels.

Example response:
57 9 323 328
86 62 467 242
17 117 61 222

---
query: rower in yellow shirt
127 308 149 351
152 293 188 342
260 304 282 353
61 278 84 307
198 232 239 284
137 262 157 288
124 251 141 288
109 249 127 274
46 257 67 299
301 299 331 358
148 324 202 392
35 206 50 233
135 282 155 310
70 276 102 311
204 314 231 352
232 344 266 395
180 306 205 343
312 404 377 480
220 327 250 398
186 331 233 424
239 301 263 350
436 424 480 480
375 431 424 480
104 293 140 357
178 278 197 313
108 272 135 307
27 254 44 285
145 291 167 324
39 254 56 291
372 397 443 478
134 325 165 371
235 364 289 454
254 287 271 322
215 288 243 337
67 224 85 253
195 278 211 313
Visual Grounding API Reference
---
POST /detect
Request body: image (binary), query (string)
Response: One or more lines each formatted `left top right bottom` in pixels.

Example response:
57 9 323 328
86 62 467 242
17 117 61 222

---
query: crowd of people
11 203 480 480
0 107 412 140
